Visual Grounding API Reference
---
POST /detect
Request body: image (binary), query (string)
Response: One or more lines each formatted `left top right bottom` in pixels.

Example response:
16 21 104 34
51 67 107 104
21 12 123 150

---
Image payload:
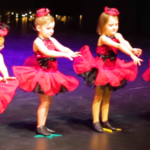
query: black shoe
36 126 51 136
102 121 116 131
45 127 55 133
93 122 104 133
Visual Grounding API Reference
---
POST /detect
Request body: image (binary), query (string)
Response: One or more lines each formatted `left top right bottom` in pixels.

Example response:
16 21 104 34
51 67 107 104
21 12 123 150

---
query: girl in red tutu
73 6 143 133
13 8 80 136
0 23 18 113
142 60 150 81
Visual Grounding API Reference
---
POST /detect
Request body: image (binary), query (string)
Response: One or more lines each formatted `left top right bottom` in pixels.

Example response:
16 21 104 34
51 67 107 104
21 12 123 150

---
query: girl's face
37 21 55 38
104 16 118 36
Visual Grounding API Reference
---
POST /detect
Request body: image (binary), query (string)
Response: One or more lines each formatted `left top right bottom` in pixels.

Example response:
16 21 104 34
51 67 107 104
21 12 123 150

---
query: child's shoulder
98 35 108 43
33 38 42 52
49 37 57 42
97 35 105 46
98 35 104 41
115 33 123 38
33 37 42 45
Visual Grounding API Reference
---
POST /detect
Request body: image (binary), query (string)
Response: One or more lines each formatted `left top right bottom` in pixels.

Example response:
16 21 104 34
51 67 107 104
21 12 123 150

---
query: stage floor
0 32 150 150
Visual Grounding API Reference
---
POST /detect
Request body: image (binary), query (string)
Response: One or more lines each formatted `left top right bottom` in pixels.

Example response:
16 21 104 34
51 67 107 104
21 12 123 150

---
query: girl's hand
64 52 81 60
73 51 82 57
3 76 16 84
0 76 3 81
130 54 143 66
64 53 75 61
0 45 4 51
132 48 142 57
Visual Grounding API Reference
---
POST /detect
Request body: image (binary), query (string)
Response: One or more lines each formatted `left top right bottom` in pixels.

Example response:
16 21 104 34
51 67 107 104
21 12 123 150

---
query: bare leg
92 86 104 123
42 96 55 132
37 94 52 127
101 86 111 122
101 87 116 130
42 96 52 126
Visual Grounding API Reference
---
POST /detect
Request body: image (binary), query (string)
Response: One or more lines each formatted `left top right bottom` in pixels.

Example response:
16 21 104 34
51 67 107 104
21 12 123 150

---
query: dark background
0 0 149 36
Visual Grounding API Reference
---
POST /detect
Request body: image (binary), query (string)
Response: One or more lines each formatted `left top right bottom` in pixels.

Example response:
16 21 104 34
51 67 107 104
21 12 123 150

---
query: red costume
13 38 79 95
73 36 138 90
0 80 18 113
142 60 150 81
0 23 18 113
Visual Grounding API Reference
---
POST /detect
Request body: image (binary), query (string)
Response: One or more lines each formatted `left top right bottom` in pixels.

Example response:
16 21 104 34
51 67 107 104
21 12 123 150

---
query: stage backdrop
1 0 150 35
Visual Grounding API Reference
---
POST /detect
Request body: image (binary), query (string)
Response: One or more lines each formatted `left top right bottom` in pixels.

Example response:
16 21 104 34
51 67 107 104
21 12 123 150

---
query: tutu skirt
13 55 79 96
0 79 18 113
142 60 150 81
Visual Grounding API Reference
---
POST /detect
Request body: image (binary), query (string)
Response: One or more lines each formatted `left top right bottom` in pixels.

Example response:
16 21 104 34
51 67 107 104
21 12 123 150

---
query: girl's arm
34 38 75 60
116 33 142 57
100 35 143 65
50 37 74 53
0 45 4 50
0 53 16 83
50 37 81 57
0 76 3 81
0 53 9 78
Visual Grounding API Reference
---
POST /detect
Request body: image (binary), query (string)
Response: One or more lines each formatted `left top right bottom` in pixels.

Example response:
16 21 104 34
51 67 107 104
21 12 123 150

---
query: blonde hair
96 12 118 35
34 15 54 26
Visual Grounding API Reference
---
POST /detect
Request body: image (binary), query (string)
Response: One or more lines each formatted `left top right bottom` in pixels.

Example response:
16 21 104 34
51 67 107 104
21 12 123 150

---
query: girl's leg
101 86 111 122
42 96 52 126
92 86 104 132
43 96 55 132
92 86 104 123
37 94 52 127
101 87 116 130
36 94 52 135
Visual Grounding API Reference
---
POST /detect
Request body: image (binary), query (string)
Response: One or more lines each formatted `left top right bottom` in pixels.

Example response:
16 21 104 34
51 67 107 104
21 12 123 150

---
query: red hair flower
104 6 120 16
35 8 50 17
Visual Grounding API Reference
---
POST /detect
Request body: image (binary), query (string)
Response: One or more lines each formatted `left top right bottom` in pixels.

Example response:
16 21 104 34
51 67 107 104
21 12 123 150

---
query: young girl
73 6 143 133
142 60 150 81
0 23 18 113
13 8 80 136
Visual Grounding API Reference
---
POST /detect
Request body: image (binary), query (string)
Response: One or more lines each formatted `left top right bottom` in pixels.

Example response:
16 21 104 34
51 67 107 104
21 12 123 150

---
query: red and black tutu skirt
0 79 18 113
12 55 79 96
73 45 138 90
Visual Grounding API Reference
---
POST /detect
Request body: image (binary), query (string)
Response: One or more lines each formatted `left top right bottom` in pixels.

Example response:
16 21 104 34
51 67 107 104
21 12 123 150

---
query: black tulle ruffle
97 50 117 62
99 79 127 91
79 67 127 91
37 57 57 69
79 67 98 86
33 83 68 94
